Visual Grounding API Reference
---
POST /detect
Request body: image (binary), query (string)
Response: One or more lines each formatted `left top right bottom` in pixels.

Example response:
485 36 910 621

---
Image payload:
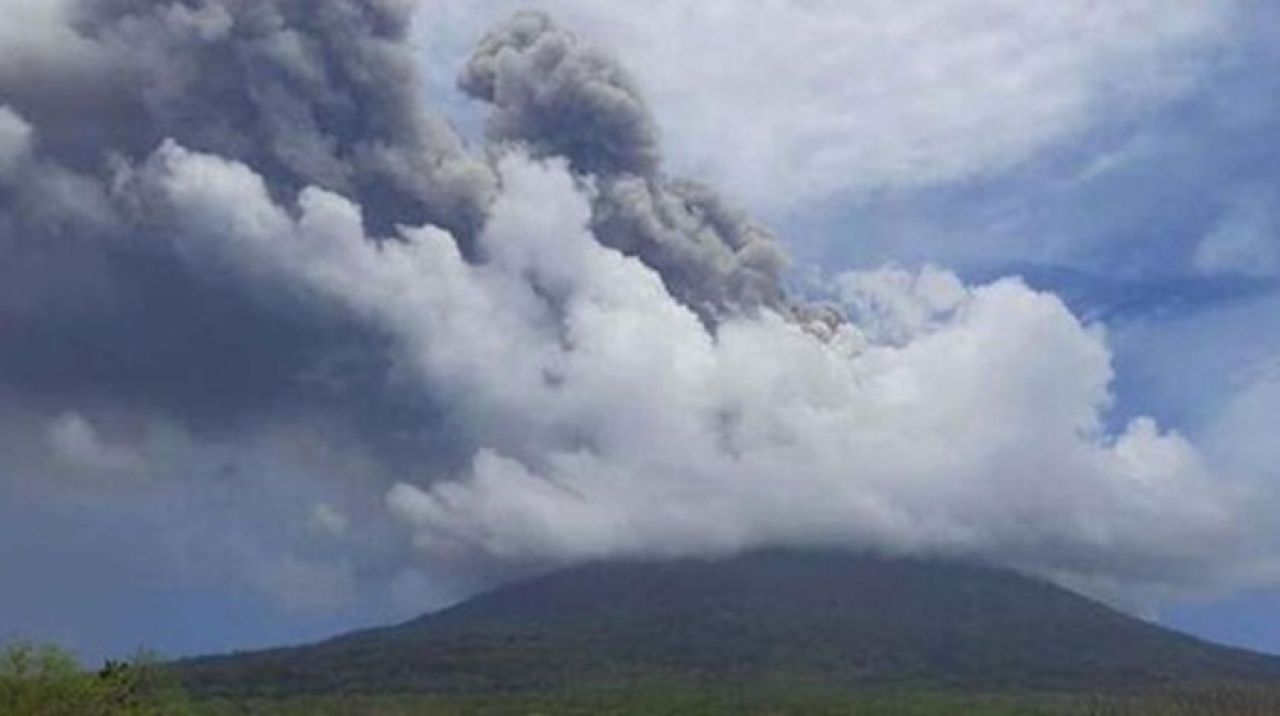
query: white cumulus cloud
139 140 1260 590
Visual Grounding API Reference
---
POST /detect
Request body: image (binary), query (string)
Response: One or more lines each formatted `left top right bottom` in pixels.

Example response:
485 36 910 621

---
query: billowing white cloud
421 0 1239 210
140 139 1257 589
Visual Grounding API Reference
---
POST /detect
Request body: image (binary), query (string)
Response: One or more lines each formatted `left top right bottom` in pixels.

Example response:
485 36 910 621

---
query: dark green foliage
1085 682 1280 715
190 686 1081 715
176 551 1280 702
0 641 195 715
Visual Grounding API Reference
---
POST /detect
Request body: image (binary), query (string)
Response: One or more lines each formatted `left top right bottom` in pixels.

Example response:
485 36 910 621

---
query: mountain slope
178 551 1280 697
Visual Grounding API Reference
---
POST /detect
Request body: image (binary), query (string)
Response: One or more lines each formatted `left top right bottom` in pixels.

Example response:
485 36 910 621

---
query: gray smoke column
460 9 659 177
461 10 788 321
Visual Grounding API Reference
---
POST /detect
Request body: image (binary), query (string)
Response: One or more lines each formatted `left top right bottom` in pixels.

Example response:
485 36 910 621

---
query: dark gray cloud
591 176 788 321
459 9 660 177
5 0 494 238
0 0 501 477
0 4 794 446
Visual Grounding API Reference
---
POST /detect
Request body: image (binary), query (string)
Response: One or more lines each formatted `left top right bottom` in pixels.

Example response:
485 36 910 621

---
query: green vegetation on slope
177 551 1280 699
0 641 194 715
190 686 1080 716
8 638 1280 715
187 682 1280 716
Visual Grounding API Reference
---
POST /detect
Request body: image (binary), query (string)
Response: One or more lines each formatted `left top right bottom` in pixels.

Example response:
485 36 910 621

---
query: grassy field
192 690 1074 716
189 682 1280 716
9 640 1280 715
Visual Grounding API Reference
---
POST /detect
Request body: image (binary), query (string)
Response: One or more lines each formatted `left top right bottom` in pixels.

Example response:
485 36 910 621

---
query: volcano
178 551 1280 699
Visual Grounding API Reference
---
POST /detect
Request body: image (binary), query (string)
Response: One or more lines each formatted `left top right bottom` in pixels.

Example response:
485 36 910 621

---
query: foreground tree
0 641 193 715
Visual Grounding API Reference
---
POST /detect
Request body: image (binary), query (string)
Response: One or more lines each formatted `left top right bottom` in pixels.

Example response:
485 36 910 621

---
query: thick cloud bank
0 0 1273 616
138 144 1246 586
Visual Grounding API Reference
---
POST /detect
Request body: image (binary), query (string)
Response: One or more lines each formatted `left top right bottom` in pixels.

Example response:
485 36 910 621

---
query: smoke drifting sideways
458 10 788 322
0 0 1274 616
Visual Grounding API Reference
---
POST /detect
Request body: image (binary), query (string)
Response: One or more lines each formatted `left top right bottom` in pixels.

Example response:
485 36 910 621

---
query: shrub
0 641 194 715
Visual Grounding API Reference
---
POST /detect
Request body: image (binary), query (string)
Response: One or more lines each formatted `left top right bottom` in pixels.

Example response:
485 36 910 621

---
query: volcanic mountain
178 551 1280 698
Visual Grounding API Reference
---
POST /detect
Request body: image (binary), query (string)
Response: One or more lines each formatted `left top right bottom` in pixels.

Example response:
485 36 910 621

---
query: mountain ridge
177 550 1280 698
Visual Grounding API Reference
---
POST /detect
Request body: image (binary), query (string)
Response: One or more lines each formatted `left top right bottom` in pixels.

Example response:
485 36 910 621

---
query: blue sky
2 0 1279 663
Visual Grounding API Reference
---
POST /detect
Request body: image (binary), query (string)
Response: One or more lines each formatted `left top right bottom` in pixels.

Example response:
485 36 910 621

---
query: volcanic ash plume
0 1 1272 608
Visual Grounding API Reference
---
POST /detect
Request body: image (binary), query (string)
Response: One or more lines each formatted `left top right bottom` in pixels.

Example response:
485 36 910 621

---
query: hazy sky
2 0 1279 662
